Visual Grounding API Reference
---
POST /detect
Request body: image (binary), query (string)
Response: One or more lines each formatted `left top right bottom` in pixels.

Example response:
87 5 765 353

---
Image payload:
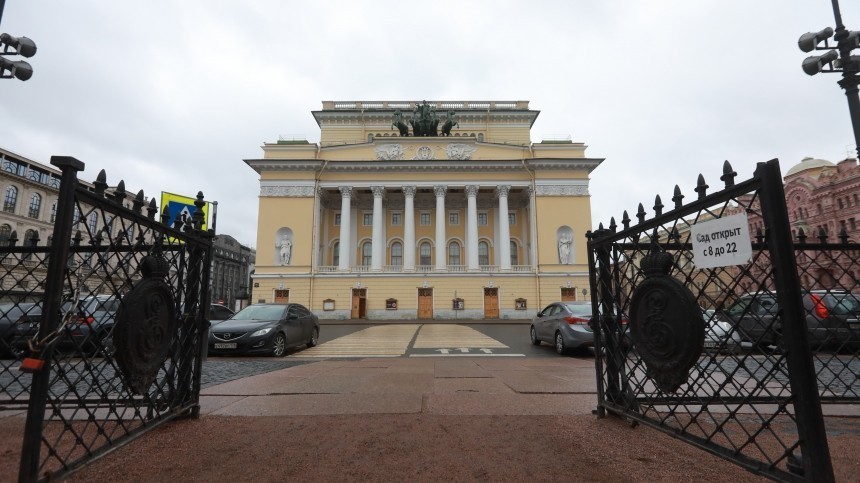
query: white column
528 185 537 267
434 185 447 271
371 186 384 271
497 185 511 271
338 186 352 271
466 185 479 271
403 186 416 272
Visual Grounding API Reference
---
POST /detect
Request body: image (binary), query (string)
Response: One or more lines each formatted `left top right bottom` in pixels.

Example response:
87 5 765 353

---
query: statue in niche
409 100 440 136
558 233 572 264
441 110 458 136
277 235 292 265
392 110 409 136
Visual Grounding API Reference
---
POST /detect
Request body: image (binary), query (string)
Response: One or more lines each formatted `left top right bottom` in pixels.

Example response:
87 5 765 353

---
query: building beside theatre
245 100 603 320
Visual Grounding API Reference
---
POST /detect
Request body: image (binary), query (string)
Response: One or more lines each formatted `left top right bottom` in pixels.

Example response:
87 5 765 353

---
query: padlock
19 357 45 373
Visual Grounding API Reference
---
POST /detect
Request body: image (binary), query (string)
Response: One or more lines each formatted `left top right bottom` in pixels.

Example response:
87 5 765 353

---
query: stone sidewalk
200 357 600 417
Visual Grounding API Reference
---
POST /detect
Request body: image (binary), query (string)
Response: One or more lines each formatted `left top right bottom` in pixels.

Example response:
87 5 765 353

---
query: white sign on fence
690 213 753 269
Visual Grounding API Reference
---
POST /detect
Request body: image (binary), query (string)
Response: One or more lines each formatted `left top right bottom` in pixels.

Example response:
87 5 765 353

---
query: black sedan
208 303 319 357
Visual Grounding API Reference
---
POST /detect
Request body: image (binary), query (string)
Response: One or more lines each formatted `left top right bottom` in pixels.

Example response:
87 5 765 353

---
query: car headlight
251 327 273 337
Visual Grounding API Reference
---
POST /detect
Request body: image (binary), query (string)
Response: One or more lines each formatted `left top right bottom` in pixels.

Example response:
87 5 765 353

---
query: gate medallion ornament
629 250 704 393
114 252 177 395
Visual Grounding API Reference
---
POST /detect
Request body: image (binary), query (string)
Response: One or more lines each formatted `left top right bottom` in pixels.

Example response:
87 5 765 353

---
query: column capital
433 185 447 198
496 185 510 198
403 185 416 197
465 185 479 197
339 186 353 198
371 186 385 198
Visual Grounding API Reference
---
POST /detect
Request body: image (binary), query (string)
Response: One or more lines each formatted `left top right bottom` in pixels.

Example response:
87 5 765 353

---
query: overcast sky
1 1 858 248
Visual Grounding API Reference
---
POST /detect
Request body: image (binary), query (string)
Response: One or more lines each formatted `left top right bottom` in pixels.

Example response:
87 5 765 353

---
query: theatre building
245 100 603 320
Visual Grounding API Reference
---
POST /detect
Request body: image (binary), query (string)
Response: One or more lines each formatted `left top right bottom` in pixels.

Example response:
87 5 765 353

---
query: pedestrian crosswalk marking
295 324 419 358
413 324 508 349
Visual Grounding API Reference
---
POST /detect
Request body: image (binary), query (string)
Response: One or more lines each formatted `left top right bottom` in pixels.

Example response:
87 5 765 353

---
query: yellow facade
245 100 603 320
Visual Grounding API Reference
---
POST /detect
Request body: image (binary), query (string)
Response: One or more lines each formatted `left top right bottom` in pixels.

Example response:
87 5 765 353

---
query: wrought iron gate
588 159 858 482
1 156 213 482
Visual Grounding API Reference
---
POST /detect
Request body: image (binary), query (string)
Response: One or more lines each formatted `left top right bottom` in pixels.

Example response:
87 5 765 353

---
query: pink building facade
743 156 860 291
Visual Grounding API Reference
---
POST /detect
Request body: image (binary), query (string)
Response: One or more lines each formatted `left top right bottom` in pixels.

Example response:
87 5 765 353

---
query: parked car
718 291 860 352
703 309 742 354
3 295 120 357
530 302 596 355
0 302 41 358
208 303 235 327
208 303 319 357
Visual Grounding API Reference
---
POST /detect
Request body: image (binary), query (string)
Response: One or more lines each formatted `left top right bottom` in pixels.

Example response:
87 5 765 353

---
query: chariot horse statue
392 110 409 136
441 110 458 136
409 100 441 136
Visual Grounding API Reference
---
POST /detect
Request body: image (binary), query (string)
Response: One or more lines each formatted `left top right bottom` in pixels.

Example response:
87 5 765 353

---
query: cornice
245 158 602 173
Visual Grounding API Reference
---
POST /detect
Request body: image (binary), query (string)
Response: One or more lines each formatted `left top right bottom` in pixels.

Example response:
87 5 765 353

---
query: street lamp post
799 0 860 159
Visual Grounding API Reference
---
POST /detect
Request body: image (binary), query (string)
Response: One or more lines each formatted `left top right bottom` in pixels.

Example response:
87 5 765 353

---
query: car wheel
555 332 567 355
307 327 319 347
272 332 287 357
530 326 541 345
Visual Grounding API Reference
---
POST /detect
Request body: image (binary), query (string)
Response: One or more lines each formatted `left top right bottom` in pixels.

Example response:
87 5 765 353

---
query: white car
703 309 742 354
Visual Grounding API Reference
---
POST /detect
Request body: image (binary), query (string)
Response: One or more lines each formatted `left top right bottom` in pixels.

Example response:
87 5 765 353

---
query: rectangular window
850 218 857 231
334 212 341 226
448 211 459 225
391 212 402 226
508 212 517 225
420 212 431 226
363 213 373 226
477 212 488 226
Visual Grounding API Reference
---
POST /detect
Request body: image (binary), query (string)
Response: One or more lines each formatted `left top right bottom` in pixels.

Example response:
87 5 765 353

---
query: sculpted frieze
260 186 315 197
446 143 476 160
535 185 589 196
375 144 405 160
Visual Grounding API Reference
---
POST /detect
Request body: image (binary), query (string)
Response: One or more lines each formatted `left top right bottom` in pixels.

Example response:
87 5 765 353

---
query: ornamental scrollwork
446 143 476 160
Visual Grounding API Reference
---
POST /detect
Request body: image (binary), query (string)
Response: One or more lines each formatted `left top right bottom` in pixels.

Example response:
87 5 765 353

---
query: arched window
0 224 11 246
88 212 98 233
510 240 519 266
361 241 372 266
478 241 489 266
50 200 58 223
28 193 41 219
390 241 402 266
23 229 38 260
477 133 484 142
24 229 38 246
448 241 461 266
332 241 340 266
3 186 18 213
419 241 431 266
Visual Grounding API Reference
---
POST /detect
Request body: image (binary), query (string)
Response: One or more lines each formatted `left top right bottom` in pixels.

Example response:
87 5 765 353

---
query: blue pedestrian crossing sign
160 191 210 231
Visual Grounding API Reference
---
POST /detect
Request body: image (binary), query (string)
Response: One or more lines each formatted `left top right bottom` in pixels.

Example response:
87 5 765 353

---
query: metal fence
587 159 857 482
1 156 213 482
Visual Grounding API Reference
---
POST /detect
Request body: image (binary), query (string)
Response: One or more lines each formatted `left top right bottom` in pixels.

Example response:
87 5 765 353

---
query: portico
245 100 603 320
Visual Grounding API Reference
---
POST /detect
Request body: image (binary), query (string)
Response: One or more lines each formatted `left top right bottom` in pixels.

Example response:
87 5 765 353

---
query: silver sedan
530 302 595 355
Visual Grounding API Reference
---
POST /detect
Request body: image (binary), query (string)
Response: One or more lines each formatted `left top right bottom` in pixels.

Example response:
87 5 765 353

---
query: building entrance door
483 287 499 318
274 289 290 303
417 288 433 319
351 289 367 318
561 287 576 302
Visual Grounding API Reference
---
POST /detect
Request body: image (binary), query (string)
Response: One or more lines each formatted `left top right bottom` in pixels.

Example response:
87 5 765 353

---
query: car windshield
231 305 286 321
563 303 592 316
